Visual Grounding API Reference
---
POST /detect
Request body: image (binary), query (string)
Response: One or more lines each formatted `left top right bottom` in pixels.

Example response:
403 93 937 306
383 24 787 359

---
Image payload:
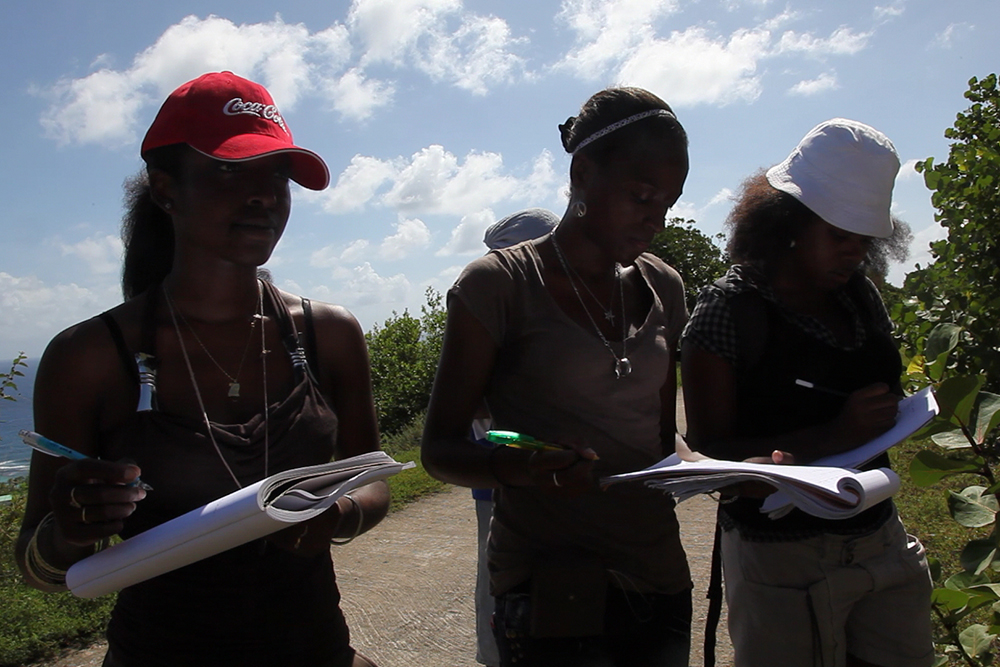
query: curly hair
726 170 912 279
558 87 688 165
120 144 186 300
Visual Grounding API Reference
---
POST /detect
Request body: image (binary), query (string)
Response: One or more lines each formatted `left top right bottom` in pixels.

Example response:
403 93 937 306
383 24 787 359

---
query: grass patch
0 478 117 667
0 414 450 666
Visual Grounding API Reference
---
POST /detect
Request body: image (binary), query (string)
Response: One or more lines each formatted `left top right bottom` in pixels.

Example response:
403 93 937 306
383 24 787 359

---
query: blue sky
1 0 996 360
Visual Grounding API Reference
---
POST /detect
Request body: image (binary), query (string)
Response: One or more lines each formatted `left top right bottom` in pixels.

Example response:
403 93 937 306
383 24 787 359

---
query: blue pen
19 429 153 491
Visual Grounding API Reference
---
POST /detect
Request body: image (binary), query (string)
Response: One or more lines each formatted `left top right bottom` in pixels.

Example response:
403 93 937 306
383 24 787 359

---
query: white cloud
38 15 331 147
418 14 527 94
618 27 770 106
0 273 120 357
382 146 520 215
874 1 906 21
320 155 401 214
380 217 432 260
310 239 373 269
776 27 870 56
436 209 497 256
931 23 974 50
59 234 124 275
325 68 395 121
788 71 839 96
341 262 411 306
317 146 560 218
348 0 526 93
556 0 679 78
897 159 922 182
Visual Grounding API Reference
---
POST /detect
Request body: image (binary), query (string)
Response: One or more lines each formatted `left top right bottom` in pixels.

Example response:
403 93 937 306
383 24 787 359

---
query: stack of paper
67 451 413 598
602 387 938 520
603 455 899 519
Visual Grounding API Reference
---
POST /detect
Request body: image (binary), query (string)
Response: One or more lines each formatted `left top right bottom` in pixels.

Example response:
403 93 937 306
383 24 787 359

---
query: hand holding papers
601 387 938 521
66 451 413 598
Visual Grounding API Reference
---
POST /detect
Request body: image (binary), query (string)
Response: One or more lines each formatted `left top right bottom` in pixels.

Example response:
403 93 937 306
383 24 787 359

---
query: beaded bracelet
330 494 363 545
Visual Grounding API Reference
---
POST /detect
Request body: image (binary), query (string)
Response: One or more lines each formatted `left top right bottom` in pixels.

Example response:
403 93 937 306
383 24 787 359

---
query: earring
163 201 173 211
573 200 587 218
789 239 796 248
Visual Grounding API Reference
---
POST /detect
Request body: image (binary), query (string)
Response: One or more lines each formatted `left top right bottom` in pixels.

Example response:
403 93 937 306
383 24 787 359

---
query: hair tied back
558 116 577 153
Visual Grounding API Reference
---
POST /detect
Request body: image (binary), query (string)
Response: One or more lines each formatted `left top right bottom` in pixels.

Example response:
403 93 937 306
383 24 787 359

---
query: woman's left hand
267 500 346 557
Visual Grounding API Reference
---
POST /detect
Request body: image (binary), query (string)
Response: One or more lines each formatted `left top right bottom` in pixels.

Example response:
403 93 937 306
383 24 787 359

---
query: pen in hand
794 379 849 398
20 429 154 491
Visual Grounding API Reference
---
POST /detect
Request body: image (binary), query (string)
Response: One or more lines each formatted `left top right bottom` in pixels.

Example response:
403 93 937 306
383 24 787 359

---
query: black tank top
98 282 352 667
722 275 899 537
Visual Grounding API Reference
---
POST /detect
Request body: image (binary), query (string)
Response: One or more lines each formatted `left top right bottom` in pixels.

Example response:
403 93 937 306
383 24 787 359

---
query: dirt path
32 399 734 667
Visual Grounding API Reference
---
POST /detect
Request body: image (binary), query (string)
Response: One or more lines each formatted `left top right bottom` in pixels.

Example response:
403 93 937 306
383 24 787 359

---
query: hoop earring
573 200 587 218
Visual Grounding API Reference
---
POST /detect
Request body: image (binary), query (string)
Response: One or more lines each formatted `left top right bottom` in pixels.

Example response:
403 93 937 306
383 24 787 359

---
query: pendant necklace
557 249 617 322
551 235 632 379
164 281 270 488
169 292 261 398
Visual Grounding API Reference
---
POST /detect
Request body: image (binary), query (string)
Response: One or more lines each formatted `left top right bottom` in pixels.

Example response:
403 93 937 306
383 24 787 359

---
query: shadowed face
154 147 293 268
573 141 689 264
789 217 874 291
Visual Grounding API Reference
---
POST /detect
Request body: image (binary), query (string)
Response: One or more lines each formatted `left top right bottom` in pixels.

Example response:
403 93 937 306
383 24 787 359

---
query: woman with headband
422 88 693 667
681 119 932 666
16 72 387 667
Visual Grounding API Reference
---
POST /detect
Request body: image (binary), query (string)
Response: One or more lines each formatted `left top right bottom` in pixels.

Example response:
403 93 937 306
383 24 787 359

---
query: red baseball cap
141 71 330 190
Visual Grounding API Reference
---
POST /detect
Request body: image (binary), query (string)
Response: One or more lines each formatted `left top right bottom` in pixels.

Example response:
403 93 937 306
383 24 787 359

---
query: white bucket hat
765 118 899 238
483 208 559 250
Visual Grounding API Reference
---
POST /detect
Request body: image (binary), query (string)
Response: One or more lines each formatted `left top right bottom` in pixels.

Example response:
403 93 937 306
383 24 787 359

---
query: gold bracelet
23 513 110 589
330 494 363 545
24 513 68 588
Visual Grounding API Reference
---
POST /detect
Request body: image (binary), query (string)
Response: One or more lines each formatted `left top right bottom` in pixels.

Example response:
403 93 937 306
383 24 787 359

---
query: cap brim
193 134 331 191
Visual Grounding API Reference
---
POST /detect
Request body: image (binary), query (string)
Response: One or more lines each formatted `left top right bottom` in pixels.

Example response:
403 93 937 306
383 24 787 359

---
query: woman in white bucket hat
681 119 933 667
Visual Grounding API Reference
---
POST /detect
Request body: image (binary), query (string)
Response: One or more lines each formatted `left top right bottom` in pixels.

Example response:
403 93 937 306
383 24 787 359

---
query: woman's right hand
526 445 599 496
831 383 899 452
49 458 146 547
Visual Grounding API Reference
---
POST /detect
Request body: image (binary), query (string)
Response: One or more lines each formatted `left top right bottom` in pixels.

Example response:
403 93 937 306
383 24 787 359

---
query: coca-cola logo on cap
222 98 287 133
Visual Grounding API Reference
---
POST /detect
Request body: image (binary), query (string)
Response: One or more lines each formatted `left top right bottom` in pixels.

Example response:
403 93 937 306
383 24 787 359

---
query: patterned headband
572 109 677 155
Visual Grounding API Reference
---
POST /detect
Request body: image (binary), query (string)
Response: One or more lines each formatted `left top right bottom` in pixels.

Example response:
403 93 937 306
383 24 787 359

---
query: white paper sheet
66 452 413 598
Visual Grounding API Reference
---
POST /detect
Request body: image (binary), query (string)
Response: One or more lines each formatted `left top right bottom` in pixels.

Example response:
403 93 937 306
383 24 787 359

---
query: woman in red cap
681 119 932 666
16 72 385 667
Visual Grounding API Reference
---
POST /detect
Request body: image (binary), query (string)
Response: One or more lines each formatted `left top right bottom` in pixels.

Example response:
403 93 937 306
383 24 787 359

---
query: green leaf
933 586 972 612
925 323 962 380
973 391 1000 445
936 376 985 426
947 571 994 590
932 430 974 449
949 486 999 527
959 624 997 660
961 537 999 575
910 450 984 487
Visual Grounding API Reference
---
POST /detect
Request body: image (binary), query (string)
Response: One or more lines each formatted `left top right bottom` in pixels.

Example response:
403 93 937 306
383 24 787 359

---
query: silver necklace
163 281 269 488
551 235 632 379
558 250 617 322
170 298 260 399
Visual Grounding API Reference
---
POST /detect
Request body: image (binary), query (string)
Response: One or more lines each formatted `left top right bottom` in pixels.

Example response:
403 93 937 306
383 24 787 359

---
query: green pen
485 430 565 452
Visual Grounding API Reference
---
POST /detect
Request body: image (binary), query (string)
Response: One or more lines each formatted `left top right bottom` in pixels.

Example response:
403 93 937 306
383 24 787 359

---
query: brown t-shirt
450 241 692 595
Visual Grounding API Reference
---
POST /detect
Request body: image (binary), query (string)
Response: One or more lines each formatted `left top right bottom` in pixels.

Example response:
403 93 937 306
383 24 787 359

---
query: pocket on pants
730 578 826 667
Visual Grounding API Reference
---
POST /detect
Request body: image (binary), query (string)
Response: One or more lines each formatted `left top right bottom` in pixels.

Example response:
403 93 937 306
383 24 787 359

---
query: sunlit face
159 148 293 268
790 217 874 291
574 143 689 264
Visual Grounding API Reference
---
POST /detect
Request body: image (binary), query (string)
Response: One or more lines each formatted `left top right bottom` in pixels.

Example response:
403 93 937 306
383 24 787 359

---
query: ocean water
0 359 37 481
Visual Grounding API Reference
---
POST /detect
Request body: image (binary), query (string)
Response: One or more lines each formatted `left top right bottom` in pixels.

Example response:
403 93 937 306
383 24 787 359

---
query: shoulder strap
716 278 770 373
98 312 140 385
300 297 320 375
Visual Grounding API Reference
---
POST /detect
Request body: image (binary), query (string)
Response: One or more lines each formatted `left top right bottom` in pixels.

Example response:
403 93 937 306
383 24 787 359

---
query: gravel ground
30 399 734 667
